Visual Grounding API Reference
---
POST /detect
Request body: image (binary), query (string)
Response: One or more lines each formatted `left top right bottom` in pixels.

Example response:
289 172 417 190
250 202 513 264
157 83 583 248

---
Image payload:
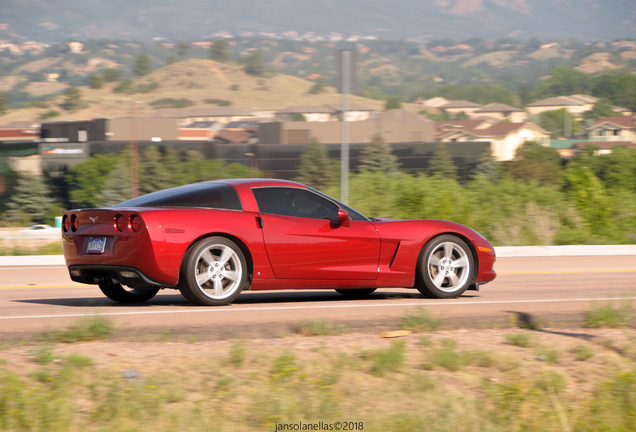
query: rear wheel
179 236 248 306
98 282 160 304
335 288 376 298
416 235 474 299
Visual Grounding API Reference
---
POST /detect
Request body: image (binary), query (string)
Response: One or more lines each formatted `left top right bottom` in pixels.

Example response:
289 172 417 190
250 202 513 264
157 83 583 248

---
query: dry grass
1 326 635 431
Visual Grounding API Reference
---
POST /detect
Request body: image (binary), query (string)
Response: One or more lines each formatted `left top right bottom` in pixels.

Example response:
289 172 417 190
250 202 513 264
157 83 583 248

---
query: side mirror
337 209 351 227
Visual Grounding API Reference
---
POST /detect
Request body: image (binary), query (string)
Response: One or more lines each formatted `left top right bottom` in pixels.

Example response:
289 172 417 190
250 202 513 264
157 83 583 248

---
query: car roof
217 178 307 189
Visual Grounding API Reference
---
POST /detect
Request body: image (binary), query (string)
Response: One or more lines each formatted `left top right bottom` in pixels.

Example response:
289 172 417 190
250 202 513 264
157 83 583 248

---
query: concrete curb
1 245 635 267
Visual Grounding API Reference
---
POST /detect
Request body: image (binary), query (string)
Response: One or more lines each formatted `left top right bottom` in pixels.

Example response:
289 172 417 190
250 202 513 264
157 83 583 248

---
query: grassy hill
0 59 386 122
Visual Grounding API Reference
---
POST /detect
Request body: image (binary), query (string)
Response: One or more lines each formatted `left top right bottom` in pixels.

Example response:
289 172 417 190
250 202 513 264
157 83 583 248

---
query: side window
253 188 338 220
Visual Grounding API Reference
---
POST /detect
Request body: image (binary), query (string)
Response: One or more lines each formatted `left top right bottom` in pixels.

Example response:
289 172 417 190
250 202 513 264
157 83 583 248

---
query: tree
0 92 8 115
358 133 400 175
133 54 152 77
428 143 457 180
209 40 230 62
295 138 335 190
67 153 121 207
506 141 564 187
582 98 617 124
537 109 581 138
470 148 500 182
90 74 104 89
384 97 402 111
308 78 326 95
291 113 306 121
177 42 190 57
140 145 172 194
60 86 82 111
166 55 176 65
97 162 131 207
103 68 120 82
241 50 266 77
7 174 55 225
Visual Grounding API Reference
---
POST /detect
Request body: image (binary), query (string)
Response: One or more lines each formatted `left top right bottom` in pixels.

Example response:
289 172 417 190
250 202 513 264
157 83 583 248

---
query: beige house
274 106 334 122
525 94 598 117
439 100 483 117
155 107 254 126
260 115 433 145
323 103 376 121
470 103 528 122
436 120 551 161
587 116 636 142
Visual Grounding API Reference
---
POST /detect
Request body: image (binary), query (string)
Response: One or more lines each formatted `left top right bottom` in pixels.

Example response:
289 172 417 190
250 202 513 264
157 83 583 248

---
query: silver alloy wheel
426 241 471 293
193 243 243 300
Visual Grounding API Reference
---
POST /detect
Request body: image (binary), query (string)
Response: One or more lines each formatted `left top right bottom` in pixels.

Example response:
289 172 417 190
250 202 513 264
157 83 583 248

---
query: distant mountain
0 0 634 42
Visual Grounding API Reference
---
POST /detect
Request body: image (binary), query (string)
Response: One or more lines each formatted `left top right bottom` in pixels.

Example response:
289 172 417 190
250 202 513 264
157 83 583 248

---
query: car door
252 187 381 280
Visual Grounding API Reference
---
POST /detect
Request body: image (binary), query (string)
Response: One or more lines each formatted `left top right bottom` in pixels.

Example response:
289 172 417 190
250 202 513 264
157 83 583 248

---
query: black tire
179 236 248 306
335 288 377 298
416 235 474 299
98 282 160 304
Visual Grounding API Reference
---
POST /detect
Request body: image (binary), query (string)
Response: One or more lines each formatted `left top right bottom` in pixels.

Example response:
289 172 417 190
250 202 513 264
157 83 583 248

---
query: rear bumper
68 265 169 289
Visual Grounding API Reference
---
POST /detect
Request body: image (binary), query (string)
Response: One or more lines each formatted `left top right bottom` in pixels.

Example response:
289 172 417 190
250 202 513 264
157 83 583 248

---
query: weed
227 342 246 367
0 358 7 366
440 338 458 349
271 352 297 381
401 372 435 393
505 332 532 348
29 346 55 364
534 370 566 393
45 315 115 343
297 320 344 336
586 301 633 328
369 340 406 377
466 349 497 368
398 308 441 332
64 353 92 368
428 348 466 371
536 347 560 364
418 335 433 346
570 344 594 361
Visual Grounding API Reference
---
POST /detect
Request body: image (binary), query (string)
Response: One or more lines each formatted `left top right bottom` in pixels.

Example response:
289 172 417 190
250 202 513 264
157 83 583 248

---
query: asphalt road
1 256 635 340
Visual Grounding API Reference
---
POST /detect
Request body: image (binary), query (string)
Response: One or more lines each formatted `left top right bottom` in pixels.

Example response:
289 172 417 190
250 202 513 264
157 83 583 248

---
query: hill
0 0 634 42
0 59 386 122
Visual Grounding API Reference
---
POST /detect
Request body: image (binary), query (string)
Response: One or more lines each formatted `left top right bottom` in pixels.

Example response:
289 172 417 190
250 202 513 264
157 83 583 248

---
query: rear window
114 183 242 210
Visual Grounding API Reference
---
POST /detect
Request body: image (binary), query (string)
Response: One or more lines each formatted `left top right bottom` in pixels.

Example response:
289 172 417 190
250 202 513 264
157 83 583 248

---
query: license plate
87 237 107 254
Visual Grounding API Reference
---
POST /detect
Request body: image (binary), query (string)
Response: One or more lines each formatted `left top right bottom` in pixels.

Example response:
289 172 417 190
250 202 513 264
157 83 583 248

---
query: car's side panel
372 219 497 287
258 215 381 280
250 278 375 290
145 208 276 283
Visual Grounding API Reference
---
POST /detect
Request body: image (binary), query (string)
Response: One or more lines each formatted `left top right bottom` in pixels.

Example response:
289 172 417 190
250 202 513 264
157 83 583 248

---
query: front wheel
179 236 248 306
98 282 160 304
416 235 474 299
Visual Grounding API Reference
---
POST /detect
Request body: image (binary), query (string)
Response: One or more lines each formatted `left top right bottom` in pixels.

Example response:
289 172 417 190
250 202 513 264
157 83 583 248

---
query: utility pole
340 49 350 205
124 99 142 198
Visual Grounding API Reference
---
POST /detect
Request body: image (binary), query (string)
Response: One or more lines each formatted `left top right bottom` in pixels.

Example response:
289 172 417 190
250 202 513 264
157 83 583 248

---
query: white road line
1 297 635 321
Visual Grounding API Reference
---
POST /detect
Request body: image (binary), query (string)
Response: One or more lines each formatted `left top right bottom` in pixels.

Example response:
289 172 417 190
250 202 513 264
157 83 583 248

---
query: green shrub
399 308 441 332
369 340 406 377
586 301 633 328
505 332 532 348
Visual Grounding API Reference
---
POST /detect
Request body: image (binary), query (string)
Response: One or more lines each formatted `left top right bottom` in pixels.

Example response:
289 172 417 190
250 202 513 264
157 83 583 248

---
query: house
0 121 41 141
435 120 551 161
587 115 636 142
274 104 376 122
214 129 257 144
525 94 598 117
323 104 376 121
68 41 84 54
155 107 254 126
439 100 483 117
572 141 636 155
178 121 224 141
259 116 433 145
275 106 334 122
417 97 450 108
470 103 528 122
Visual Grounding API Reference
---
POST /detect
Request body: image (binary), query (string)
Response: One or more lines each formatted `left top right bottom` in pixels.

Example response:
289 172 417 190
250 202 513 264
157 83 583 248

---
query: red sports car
62 179 496 306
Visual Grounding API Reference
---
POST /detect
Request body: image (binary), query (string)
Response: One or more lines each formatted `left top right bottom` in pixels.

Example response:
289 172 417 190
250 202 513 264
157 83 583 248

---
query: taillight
63 215 71 232
115 214 127 232
71 214 79 231
130 215 143 233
